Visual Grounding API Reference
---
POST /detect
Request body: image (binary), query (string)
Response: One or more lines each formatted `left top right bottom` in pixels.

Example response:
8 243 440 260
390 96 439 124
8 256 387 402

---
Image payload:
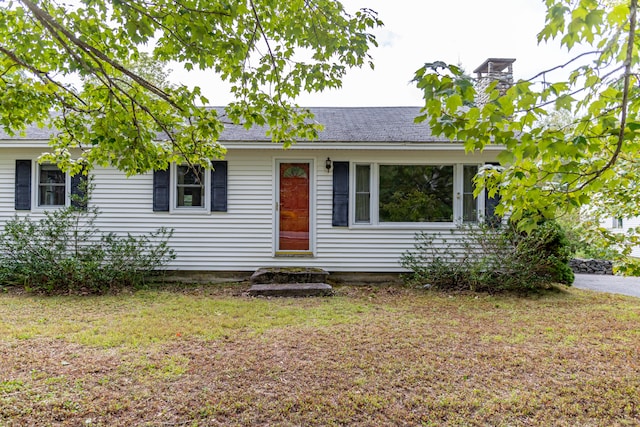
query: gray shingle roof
0 106 447 143
0 122 55 140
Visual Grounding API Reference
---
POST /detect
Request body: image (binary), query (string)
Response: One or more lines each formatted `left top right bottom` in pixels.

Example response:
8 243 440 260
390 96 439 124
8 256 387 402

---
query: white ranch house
0 106 502 276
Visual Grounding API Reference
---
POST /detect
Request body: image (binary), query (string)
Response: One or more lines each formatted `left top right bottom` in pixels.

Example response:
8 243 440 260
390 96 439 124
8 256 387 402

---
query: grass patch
0 287 372 347
0 284 639 425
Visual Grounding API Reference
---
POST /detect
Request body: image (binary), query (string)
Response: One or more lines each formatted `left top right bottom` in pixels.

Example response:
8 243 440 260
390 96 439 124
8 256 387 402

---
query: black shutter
70 171 88 210
485 163 502 227
153 169 170 212
211 161 228 212
15 160 32 210
332 161 349 226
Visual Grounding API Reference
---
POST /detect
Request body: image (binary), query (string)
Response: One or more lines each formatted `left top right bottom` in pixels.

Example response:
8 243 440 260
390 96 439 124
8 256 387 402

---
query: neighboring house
603 216 640 257
0 106 502 274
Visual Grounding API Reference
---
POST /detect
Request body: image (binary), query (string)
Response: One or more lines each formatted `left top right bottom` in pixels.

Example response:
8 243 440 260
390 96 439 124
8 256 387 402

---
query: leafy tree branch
0 0 381 173
414 0 640 232
413 0 640 269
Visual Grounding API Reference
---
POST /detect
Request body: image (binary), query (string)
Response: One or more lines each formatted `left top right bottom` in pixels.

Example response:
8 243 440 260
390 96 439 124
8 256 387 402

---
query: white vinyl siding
0 146 498 272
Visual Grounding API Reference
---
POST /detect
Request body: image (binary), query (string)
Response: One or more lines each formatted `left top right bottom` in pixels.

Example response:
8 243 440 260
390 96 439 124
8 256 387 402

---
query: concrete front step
250 267 329 285
248 283 333 297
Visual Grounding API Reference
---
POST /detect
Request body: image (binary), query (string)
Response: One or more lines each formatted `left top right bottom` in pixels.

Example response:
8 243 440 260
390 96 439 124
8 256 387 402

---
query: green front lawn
0 285 638 426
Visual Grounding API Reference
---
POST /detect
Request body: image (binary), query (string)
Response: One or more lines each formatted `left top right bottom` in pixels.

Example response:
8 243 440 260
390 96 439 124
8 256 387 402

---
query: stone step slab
248 283 333 297
250 267 329 284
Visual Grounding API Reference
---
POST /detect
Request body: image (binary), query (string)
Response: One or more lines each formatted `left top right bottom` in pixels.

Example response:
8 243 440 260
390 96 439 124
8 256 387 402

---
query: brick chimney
473 58 515 106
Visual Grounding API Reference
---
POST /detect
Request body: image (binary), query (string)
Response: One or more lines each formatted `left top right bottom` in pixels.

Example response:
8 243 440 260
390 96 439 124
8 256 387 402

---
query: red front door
279 163 310 251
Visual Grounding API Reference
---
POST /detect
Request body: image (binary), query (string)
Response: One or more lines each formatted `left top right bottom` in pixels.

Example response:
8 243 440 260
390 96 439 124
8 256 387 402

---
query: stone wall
569 258 613 275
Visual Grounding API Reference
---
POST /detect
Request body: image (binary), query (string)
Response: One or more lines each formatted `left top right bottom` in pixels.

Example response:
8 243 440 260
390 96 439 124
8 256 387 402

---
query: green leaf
555 94 575 110
445 94 462 112
497 150 515 165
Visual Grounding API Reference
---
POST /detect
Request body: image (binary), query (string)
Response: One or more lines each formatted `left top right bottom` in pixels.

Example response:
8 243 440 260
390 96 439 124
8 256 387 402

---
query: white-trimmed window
612 217 624 229
14 160 86 211
352 163 481 225
38 164 67 207
153 161 227 213
462 165 479 223
175 164 205 208
379 164 453 222
354 164 371 223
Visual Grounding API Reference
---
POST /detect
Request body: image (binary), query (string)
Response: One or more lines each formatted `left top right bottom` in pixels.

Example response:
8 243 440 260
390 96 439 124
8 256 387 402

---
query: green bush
401 219 574 293
505 219 574 286
0 194 175 294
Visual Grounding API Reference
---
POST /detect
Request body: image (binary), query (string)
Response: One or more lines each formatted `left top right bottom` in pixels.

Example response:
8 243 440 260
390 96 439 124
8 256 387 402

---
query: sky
170 0 574 107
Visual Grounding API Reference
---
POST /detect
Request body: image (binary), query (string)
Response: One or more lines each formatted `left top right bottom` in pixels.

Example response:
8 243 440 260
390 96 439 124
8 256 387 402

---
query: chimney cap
473 58 516 74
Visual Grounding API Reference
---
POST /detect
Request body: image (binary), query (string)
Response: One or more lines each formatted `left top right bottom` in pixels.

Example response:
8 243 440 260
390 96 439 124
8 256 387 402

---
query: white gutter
1 139 506 151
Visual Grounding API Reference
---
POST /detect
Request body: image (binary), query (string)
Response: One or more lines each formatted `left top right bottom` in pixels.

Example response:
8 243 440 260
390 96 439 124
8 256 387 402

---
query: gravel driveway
573 274 640 298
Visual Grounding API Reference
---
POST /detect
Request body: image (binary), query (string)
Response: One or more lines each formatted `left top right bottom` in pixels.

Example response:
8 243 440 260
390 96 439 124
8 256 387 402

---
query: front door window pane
379 165 453 222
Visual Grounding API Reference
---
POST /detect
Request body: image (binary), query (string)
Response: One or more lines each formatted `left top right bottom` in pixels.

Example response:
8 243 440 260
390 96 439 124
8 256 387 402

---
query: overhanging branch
18 0 183 112
577 0 637 191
